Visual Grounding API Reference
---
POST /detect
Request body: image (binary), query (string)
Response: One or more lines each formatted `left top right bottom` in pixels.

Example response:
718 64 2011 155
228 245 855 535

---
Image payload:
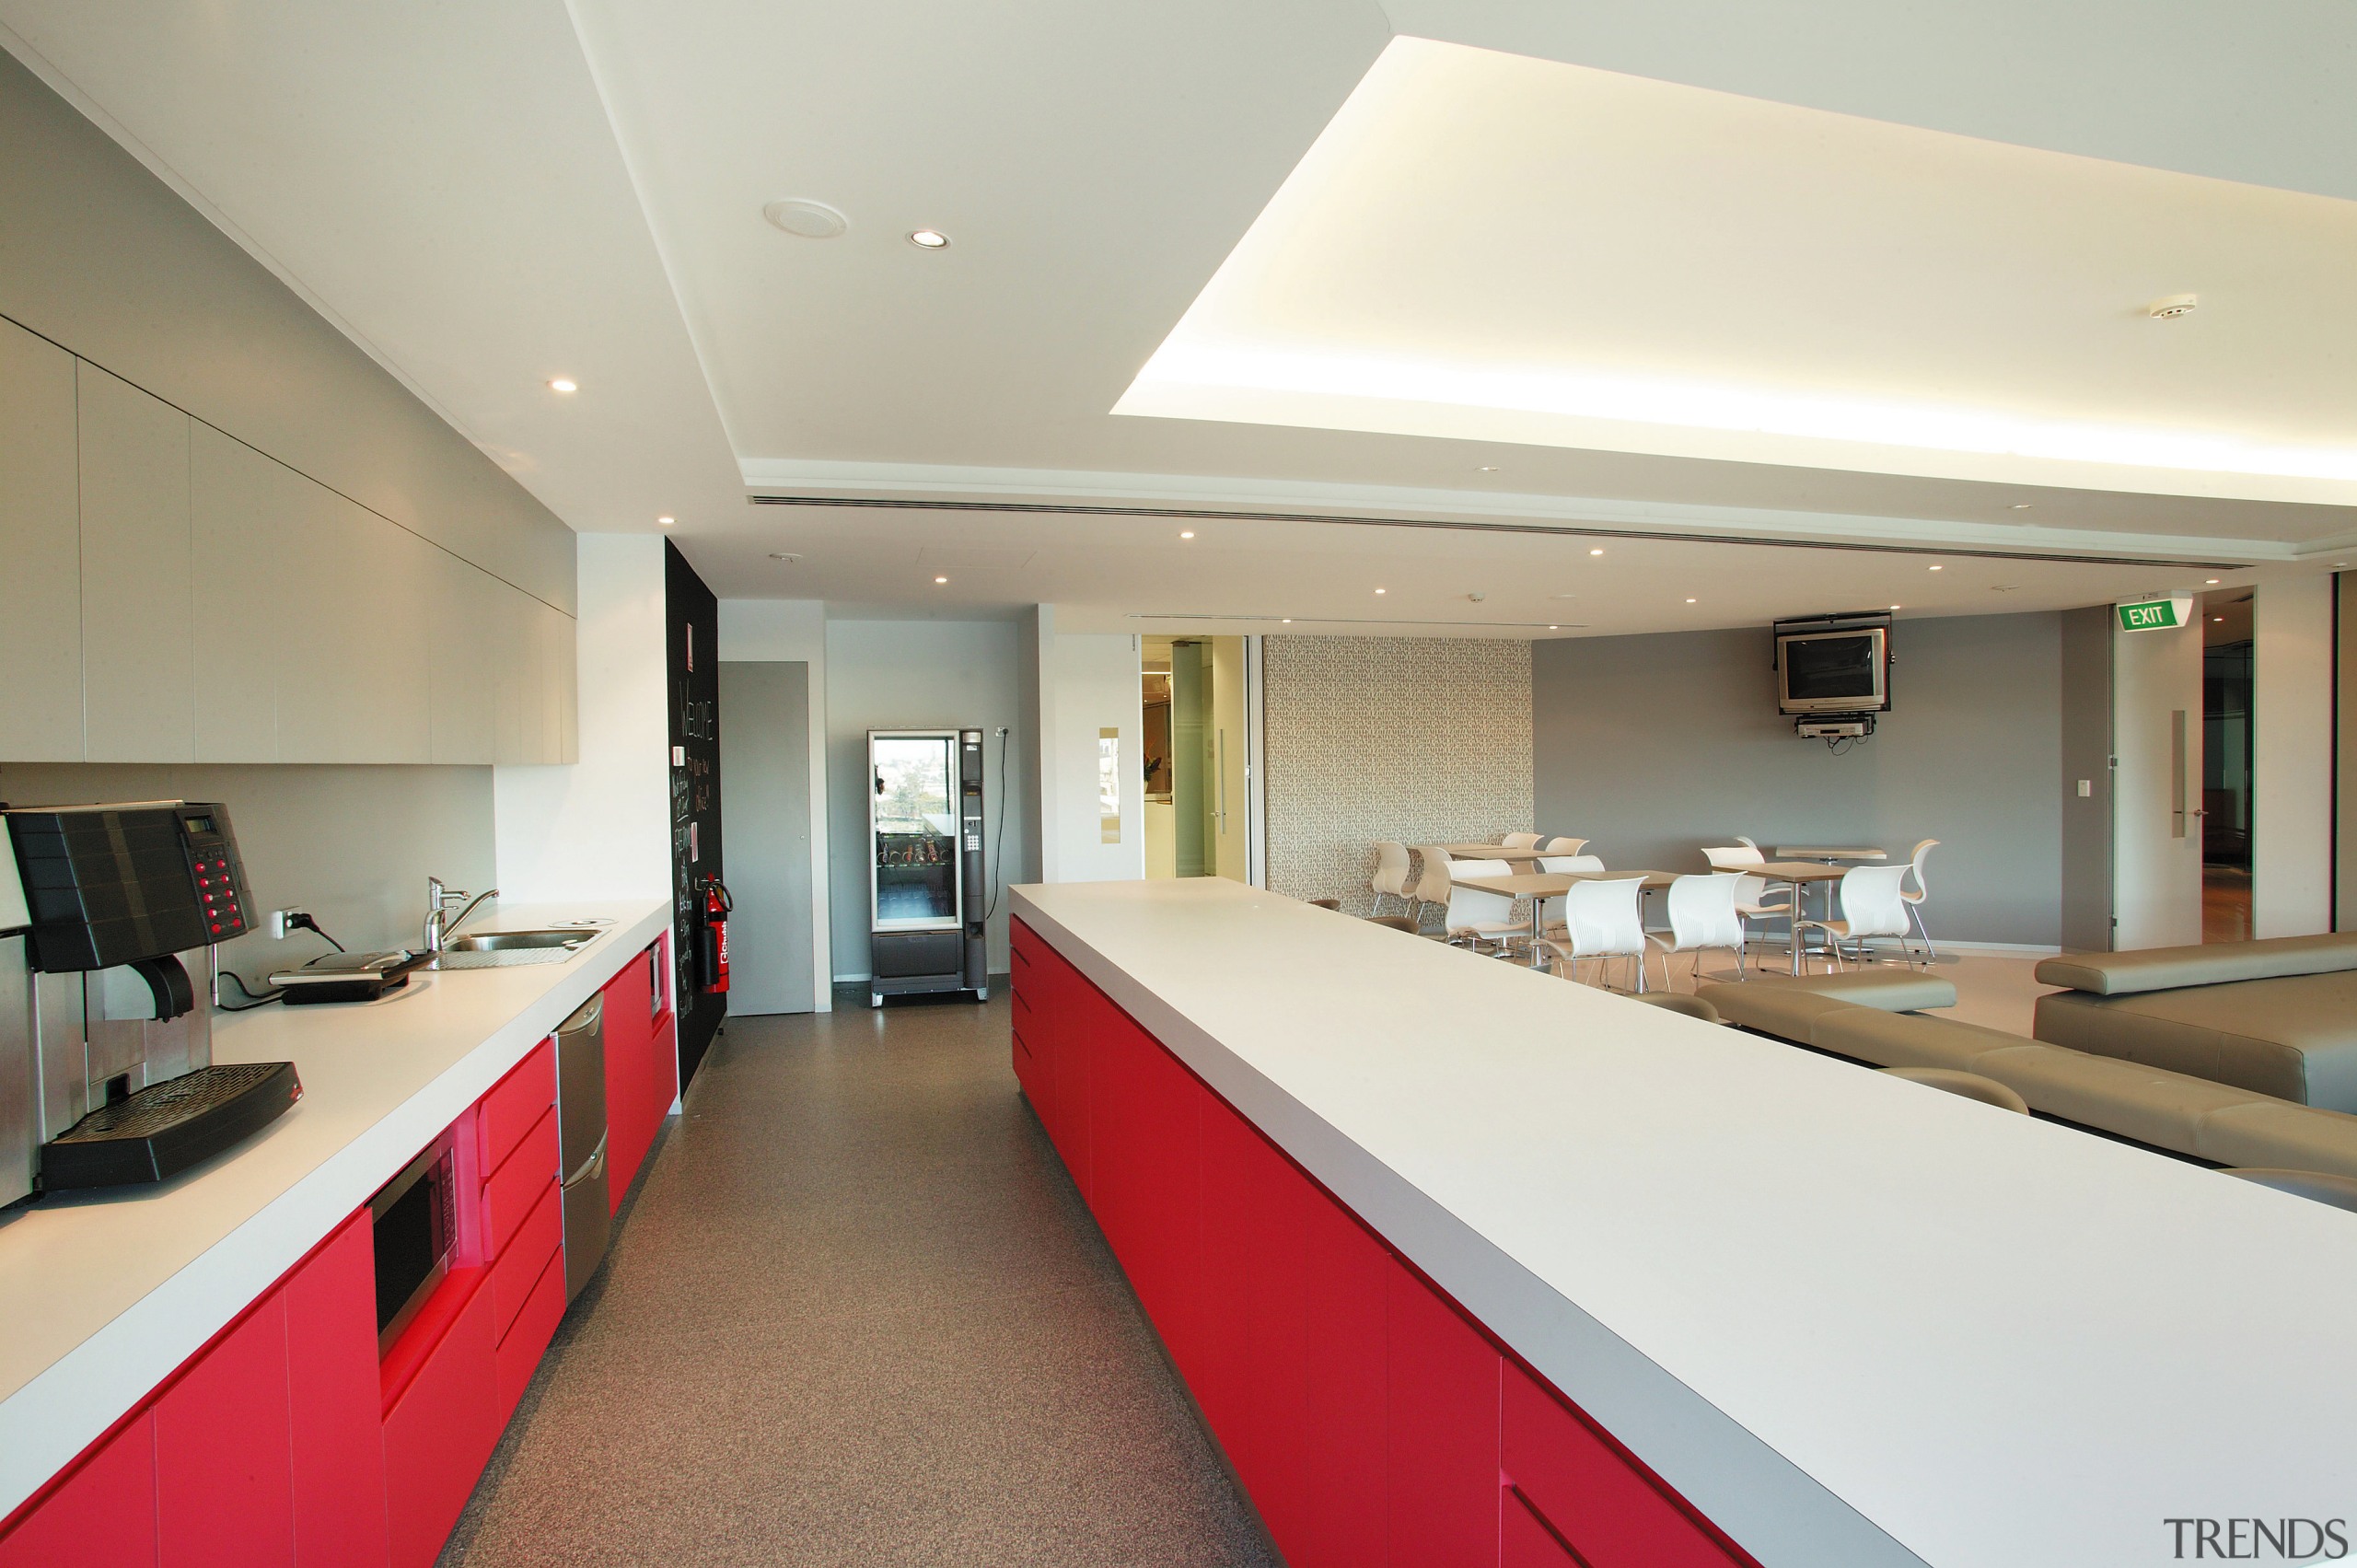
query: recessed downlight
1477 465 1500 472
763 198 848 238
934 575 949 585
1685 598 1697 604
908 228 950 250
1588 547 1604 556
768 552 801 563
1282 618 1292 623
1179 530 1195 539
2010 503 2034 510
548 377 577 394
2207 578 2221 585
1928 563 1944 571
1548 625 1559 631
1375 587 1387 595
657 516 675 526
1890 603 1902 610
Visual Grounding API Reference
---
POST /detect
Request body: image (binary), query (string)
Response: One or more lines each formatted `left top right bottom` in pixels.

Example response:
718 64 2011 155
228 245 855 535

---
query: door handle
563 1132 610 1190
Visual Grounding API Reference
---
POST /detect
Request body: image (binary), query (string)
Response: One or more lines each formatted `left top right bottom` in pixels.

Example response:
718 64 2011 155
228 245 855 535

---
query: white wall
823 618 1026 983
493 534 669 901
2112 617 2204 949
716 598 831 1005
2253 575 2334 938
1043 631 1146 883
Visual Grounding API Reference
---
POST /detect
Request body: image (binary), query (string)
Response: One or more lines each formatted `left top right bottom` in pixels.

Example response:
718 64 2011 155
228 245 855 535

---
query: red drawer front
383 1285 497 1568
487 1180 563 1343
1503 1363 1743 1568
156 1295 295 1568
494 1246 567 1423
482 1108 559 1263
477 1040 555 1178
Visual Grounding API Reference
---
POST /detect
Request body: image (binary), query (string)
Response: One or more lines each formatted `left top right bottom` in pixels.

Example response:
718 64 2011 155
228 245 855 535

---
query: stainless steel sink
446 930 596 952
429 928 598 970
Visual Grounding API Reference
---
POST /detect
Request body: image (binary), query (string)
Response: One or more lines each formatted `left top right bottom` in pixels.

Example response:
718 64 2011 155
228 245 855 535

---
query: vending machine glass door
871 734 960 929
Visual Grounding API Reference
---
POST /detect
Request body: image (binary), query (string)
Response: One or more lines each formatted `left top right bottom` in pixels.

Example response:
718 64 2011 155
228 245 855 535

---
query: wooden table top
1424 842 1551 861
1750 862 1852 882
1772 845 1887 861
1453 870 1677 897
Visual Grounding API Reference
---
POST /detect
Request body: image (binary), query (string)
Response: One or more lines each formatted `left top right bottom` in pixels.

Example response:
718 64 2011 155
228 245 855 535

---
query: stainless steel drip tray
429 929 598 970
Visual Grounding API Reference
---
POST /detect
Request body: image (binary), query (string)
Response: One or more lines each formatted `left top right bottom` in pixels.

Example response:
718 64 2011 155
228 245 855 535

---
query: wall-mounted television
1776 626 1889 714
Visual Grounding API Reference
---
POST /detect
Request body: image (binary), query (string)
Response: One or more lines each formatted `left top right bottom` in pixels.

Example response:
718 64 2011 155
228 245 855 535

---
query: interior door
2112 617 2204 948
717 661 817 1013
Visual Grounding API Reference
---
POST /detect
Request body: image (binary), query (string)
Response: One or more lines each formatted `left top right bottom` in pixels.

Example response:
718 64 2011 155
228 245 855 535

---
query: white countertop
1015 878 2357 1568
0 898 669 1517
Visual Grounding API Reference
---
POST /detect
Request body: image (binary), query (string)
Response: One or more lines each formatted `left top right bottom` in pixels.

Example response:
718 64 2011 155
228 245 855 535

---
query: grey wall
0 762 494 981
717 662 816 1015
1533 612 2064 946
822 620 1027 984
0 49 574 612
2060 605 2115 950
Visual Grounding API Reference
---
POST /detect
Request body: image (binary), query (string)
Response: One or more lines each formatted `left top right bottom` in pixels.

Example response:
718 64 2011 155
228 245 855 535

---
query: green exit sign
2117 596 2192 632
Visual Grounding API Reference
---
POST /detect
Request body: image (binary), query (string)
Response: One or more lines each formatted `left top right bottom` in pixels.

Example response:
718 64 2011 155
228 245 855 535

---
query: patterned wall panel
1263 637 1532 912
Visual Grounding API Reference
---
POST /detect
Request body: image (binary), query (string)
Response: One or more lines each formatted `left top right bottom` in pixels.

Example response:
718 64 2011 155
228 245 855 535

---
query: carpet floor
440 993 1276 1567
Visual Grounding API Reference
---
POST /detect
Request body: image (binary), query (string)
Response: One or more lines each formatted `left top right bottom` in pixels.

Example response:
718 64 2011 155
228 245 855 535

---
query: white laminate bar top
0 898 669 1518
1013 878 2357 1568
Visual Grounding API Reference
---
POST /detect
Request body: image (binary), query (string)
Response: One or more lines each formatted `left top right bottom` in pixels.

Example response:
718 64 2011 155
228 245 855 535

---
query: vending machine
867 728 988 1006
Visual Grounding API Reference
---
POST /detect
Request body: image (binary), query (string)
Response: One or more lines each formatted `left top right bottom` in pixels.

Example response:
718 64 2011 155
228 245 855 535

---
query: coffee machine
1 801 300 1204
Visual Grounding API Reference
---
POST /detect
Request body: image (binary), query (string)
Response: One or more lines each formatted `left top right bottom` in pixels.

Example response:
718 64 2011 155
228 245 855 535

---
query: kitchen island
1011 877 2357 1568
0 897 671 1554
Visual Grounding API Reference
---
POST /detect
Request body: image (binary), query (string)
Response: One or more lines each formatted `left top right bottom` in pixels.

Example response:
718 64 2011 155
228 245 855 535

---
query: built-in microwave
371 1131 458 1355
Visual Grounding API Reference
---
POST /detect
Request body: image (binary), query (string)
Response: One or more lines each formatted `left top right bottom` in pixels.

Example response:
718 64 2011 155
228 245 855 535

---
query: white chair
1502 832 1543 849
1370 841 1415 917
1443 859 1523 957
1899 839 1941 962
1535 854 1604 938
1540 836 1587 855
1540 877 1653 991
1793 865 1915 970
1702 844 1792 974
1410 845 1454 932
1649 874 1747 986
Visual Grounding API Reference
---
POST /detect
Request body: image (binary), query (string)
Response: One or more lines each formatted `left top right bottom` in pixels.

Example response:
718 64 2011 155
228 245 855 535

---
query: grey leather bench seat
1700 971 2357 1180
2032 934 2357 1112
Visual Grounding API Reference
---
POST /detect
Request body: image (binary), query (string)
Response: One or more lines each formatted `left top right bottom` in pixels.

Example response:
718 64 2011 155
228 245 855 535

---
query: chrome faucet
424 877 498 954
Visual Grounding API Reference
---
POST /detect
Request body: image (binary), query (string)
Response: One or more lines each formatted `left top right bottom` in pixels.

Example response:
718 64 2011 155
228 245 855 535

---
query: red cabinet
284 1214 390 1568
382 1284 497 1568
0 1411 157 1568
1009 916 1759 1568
155 1295 295 1568
601 941 675 1211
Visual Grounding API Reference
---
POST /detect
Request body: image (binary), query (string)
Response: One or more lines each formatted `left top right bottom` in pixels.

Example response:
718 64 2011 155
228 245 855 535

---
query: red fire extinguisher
697 877 732 994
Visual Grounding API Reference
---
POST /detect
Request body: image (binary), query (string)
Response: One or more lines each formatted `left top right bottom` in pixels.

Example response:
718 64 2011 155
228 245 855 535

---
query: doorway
2201 591 2255 943
1141 635 1248 881
717 661 818 1013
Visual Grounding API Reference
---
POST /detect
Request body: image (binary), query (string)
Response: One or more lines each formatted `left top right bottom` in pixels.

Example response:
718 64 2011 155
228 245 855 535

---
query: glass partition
872 733 959 929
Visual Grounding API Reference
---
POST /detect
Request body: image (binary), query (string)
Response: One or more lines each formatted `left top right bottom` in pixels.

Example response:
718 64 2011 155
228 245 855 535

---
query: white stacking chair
1793 865 1915 970
1540 877 1653 992
1370 841 1416 917
1702 843 1792 974
1535 854 1604 939
1650 874 1748 986
1899 839 1941 962
1410 845 1454 933
1540 836 1587 855
1502 832 1543 849
1443 859 1524 957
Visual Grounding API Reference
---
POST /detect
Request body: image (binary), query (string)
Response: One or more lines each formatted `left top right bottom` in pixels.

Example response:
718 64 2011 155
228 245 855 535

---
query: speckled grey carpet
439 993 1278 1568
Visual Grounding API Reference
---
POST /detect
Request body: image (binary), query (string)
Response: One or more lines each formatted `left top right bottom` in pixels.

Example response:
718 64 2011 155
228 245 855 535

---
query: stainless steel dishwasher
554 994 610 1300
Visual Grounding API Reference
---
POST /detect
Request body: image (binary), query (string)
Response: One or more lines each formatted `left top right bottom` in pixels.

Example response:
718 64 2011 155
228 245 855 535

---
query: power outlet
268 908 303 940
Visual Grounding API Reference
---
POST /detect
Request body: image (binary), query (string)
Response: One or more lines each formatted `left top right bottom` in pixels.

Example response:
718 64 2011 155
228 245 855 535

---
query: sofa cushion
1810 1008 2021 1072
2033 932 2357 995
1967 1044 2260 1156
1699 970 1956 1044
2033 972 2357 1112
2195 1101 2357 1182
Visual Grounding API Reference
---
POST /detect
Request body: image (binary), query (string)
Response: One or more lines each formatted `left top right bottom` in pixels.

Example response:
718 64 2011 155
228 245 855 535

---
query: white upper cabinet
0 319 83 761
3 349 575 768
191 424 285 761
78 363 194 762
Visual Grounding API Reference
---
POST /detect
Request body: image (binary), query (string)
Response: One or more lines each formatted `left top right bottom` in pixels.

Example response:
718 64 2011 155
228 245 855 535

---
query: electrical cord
215 916 349 1011
984 726 1013 921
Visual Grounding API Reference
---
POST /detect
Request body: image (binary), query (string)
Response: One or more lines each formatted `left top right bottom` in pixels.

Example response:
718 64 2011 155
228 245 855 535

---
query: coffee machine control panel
176 807 250 941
